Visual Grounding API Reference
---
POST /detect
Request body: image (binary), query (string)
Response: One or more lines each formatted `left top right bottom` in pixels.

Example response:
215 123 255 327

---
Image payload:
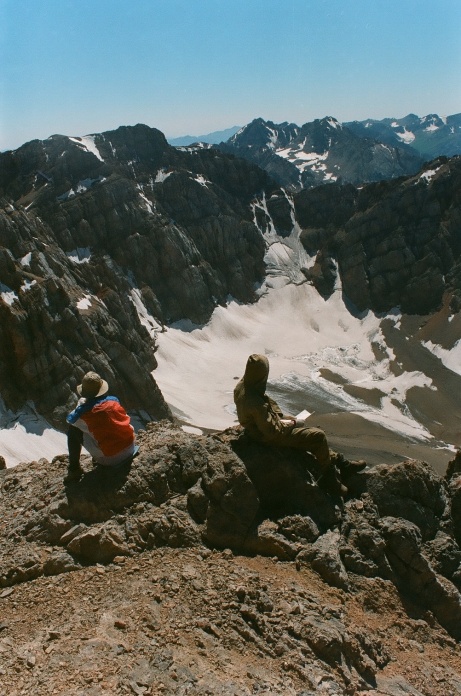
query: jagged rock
424 531 461 588
0 456 6 470
352 459 447 540
219 117 422 191
446 475 461 546
296 156 461 315
0 124 274 426
226 428 341 531
242 519 299 559
277 514 320 543
1 421 461 647
446 450 461 480
379 516 461 640
43 550 81 576
66 523 130 563
297 530 349 589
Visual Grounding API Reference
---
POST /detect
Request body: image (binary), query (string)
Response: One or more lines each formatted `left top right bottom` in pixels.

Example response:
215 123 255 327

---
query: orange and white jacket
67 395 136 466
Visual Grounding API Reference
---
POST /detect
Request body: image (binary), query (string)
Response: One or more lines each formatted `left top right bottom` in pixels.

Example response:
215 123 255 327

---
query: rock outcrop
1 421 461 646
2 422 461 694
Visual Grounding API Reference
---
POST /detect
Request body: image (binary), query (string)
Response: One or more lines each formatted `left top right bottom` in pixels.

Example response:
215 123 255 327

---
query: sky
1 0 460 151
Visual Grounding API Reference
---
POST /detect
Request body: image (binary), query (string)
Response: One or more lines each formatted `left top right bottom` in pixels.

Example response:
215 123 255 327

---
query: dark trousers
67 425 83 469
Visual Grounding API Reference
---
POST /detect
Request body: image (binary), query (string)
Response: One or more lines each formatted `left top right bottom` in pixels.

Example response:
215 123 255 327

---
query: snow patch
138 191 155 214
417 166 441 183
66 247 91 263
69 135 104 161
155 169 173 183
76 294 93 310
129 288 162 338
0 283 18 306
0 398 67 468
396 128 415 144
20 279 37 292
191 174 211 187
422 339 461 376
57 176 105 201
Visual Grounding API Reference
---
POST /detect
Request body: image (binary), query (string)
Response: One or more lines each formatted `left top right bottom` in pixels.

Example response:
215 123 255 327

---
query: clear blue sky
1 0 460 151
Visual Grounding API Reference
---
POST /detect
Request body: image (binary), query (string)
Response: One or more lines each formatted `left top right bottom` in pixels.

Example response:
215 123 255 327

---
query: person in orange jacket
65 371 138 484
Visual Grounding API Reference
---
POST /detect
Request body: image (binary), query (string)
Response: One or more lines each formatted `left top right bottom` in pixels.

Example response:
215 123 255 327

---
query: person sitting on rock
233 354 365 497
65 371 138 484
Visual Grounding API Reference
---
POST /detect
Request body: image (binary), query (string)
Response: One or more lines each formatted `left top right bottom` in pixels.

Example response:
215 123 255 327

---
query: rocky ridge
217 117 423 190
1 421 461 694
345 113 461 160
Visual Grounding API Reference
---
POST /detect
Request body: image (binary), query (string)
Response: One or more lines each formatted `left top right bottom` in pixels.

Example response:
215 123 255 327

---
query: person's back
67 392 135 465
234 354 354 497
65 371 136 483
234 354 290 443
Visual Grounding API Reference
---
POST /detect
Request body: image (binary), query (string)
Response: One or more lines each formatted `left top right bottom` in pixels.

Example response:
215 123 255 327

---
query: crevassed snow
154 275 433 442
69 135 104 162
422 339 461 376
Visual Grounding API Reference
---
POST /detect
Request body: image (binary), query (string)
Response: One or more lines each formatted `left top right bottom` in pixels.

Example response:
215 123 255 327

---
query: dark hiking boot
64 466 84 484
331 452 367 476
317 464 348 498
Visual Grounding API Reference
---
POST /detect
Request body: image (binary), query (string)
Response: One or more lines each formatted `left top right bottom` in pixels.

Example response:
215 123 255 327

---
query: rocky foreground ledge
1 421 461 695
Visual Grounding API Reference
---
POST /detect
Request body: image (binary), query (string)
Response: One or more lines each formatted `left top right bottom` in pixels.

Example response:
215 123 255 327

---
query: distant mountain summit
217 116 423 190
167 126 240 147
345 112 461 159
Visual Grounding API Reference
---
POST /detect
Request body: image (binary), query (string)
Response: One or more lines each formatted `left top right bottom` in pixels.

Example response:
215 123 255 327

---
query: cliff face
0 125 273 425
296 156 461 314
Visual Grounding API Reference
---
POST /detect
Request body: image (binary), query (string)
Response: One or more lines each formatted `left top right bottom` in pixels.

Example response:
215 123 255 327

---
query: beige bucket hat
77 371 109 398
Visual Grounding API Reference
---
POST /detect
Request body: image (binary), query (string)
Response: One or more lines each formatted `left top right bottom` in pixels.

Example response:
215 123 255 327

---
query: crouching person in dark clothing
234 354 364 497
65 371 138 484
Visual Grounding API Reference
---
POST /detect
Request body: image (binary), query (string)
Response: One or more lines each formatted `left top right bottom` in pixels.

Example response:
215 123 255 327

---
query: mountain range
168 112 461 191
0 121 461 471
